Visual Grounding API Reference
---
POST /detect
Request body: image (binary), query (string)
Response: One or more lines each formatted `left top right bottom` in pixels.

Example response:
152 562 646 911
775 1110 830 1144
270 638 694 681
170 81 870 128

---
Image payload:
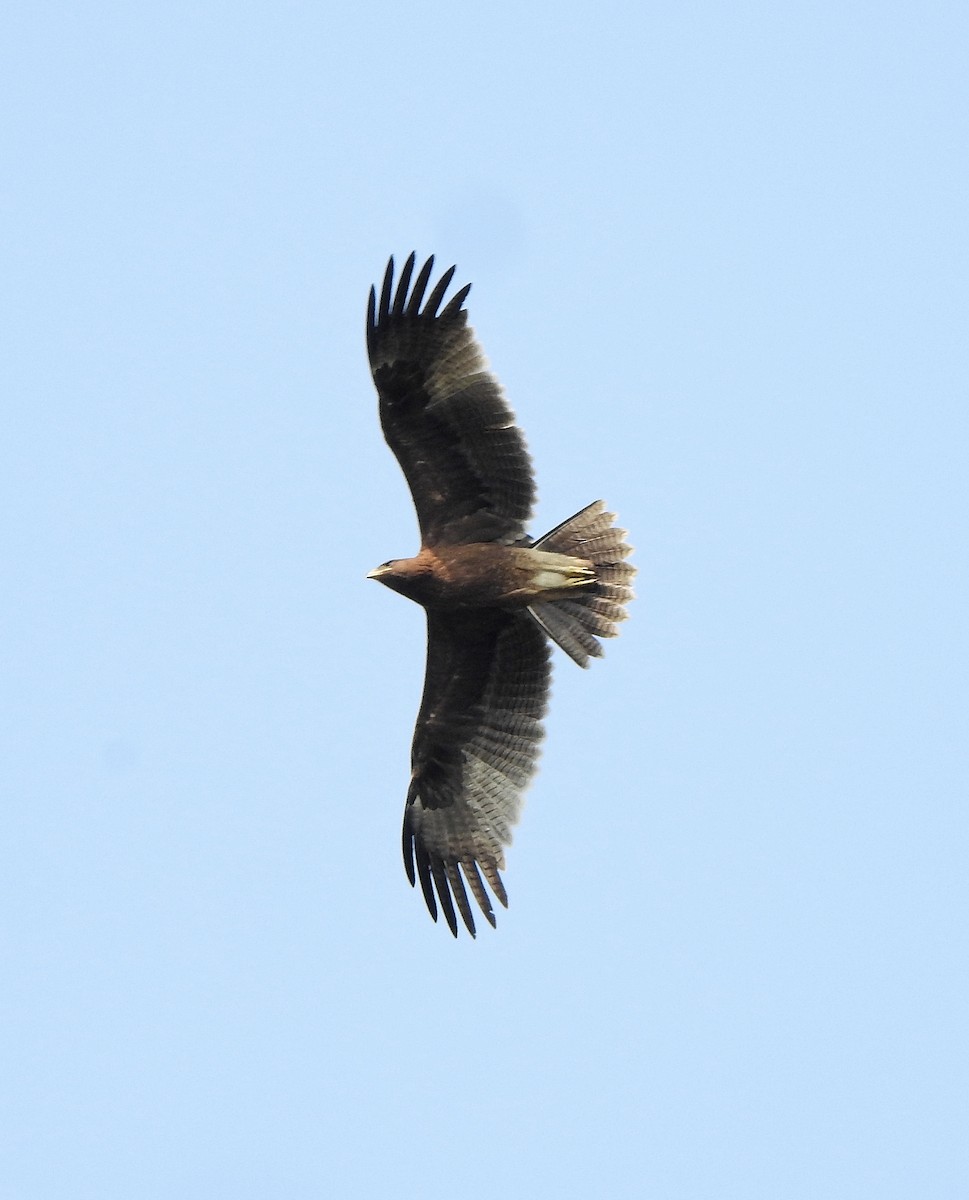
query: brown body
369 544 597 610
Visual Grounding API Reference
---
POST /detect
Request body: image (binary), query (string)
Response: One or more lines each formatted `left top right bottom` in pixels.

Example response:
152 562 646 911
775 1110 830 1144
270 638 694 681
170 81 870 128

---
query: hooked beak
366 565 389 581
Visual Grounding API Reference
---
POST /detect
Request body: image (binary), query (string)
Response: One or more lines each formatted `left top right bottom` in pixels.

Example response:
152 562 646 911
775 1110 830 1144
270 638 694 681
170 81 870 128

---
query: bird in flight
366 254 635 937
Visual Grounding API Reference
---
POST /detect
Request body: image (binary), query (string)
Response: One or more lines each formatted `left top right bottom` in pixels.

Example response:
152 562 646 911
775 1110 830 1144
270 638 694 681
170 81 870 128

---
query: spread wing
367 253 535 546
403 609 551 936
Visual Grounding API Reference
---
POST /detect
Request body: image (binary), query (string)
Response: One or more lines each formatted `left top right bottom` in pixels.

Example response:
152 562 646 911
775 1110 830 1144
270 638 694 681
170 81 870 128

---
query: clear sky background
3 3 967 1197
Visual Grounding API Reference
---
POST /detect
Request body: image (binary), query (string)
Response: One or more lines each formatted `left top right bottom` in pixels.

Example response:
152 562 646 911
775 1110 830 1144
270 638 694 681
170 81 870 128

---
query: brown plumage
367 253 635 936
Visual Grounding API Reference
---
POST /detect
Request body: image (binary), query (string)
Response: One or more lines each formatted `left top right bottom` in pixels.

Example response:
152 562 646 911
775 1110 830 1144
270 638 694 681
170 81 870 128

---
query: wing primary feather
445 862 477 938
366 287 377 355
406 256 435 316
402 819 416 886
480 861 509 908
423 265 457 318
415 840 439 924
392 252 416 316
461 860 497 928
430 858 459 937
378 255 395 324
439 282 472 320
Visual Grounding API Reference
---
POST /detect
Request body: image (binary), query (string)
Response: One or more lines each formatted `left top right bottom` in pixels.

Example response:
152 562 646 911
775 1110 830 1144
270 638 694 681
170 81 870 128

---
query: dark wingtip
402 817 416 887
406 255 435 317
392 253 416 316
366 285 377 354
446 862 478 938
424 264 458 318
415 841 438 925
439 281 472 320
430 858 459 937
378 256 395 324
370 255 468 339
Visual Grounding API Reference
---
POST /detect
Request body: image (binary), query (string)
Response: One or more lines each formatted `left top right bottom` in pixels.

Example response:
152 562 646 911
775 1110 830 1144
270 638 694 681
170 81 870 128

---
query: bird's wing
367 254 535 546
403 608 551 936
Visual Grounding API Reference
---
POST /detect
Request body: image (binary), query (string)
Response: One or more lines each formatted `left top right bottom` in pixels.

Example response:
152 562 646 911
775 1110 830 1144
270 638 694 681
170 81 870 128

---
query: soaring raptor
367 254 635 937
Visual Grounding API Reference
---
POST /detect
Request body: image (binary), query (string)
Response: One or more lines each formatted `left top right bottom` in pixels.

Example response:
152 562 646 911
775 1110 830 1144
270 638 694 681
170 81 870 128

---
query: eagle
366 253 635 937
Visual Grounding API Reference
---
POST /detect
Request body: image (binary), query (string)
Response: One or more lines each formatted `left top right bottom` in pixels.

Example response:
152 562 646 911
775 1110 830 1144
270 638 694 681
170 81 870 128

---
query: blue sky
3 2 968 1196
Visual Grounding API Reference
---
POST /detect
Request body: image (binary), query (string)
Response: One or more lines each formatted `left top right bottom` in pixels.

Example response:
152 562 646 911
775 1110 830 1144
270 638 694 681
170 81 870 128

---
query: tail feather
528 500 635 667
528 601 605 665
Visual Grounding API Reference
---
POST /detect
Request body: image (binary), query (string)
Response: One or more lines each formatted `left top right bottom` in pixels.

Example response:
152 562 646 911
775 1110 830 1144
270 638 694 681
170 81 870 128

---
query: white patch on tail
533 568 576 590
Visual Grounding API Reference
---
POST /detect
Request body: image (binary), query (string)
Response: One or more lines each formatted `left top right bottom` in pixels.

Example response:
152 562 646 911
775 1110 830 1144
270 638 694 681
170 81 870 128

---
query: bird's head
367 554 433 604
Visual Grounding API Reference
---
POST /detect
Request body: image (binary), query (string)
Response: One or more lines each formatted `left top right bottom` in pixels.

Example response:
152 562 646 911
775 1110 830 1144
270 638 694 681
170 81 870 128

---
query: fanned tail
528 501 636 667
